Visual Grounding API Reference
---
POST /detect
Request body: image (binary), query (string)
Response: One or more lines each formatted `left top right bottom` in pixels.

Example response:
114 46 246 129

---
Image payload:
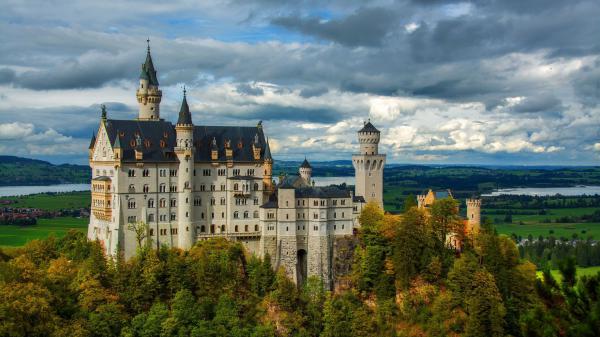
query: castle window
201 212 205 219
253 211 259 218
159 169 166 177
170 213 176 221
170 185 177 192
200 225 205 233
211 212 214 219
244 211 249 219
235 225 239 232
200 184 205 191
220 197 226 205
148 199 155 208
313 213 318 219
159 199 166 208
128 184 135 193
142 169 150 177
253 183 259 191
222 212 225 218
203 169 211 176
233 169 240 176
334 212 336 218
186 212 189 218
286 214 289 219
255 225 259 231
211 198 215 205
127 199 136 209
128 169 135 177
194 197 201 206
245 225 248 232
334 225 336 230
314 226 318 231
342 225 345 230
143 184 149 193
313 200 318 206
247 169 254 176
221 225 225 232
210 184 215 191
234 183 239 191
218 169 226 176
267 212 274 219
127 216 136 223
148 214 154 222
210 225 215 233
333 200 338 206
302 200 305 206
169 169 177 177
341 200 346 205
170 199 176 207
297 200 300 206
221 184 226 191
234 211 239 219
149 228 154 236
160 215 166 221
342 212 345 218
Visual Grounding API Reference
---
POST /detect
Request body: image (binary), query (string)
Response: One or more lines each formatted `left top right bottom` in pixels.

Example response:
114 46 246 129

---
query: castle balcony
196 231 261 240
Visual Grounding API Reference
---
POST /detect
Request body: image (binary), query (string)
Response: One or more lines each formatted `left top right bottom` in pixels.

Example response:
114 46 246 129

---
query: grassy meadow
536 266 600 283
0 217 88 247
0 191 90 210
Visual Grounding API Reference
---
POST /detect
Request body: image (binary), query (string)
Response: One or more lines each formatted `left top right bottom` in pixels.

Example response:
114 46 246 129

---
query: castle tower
466 198 481 233
136 40 162 120
174 89 195 249
352 119 386 209
299 158 312 183
263 137 273 192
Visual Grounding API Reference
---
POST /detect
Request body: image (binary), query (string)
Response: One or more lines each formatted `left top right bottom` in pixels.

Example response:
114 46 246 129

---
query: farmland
0 217 88 247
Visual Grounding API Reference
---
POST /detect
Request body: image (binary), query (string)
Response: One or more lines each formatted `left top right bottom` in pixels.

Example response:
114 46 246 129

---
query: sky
0 0 599 165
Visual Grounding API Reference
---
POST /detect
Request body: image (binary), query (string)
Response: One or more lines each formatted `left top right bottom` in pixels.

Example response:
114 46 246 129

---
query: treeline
518 237 600 269
0 156 89 186
2 202 600 336
484 195 600 210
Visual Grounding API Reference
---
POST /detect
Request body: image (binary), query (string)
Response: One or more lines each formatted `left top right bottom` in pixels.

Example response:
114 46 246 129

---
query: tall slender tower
299 158 312 183
352 119 385 209
175 89 195 249
136 40 162 120
466 198 481 233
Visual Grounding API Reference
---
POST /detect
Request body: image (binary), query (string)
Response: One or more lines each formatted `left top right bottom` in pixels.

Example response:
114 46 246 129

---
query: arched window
253 183 259 191
127 199 136 209
235 225 239 232
200 225 205 233
243 211 249 218
159 183 166 192
244 225 248 232
234 183 239 191
254 225 259 231
234 211 239 219
159 198 166 208
148 199 154 208
221 225 225 232
128 184 135 193
143 184 149 193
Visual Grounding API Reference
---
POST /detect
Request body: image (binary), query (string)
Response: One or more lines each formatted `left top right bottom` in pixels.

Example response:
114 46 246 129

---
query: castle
87 44 385 288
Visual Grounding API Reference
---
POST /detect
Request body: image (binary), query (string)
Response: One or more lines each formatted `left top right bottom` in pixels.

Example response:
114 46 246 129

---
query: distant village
0 197 89 226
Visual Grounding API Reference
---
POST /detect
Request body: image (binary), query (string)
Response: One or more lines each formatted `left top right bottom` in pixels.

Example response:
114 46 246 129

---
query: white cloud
0 122 34 139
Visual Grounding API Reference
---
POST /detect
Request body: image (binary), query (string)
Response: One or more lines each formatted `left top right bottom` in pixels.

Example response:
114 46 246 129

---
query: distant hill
0 156 90 186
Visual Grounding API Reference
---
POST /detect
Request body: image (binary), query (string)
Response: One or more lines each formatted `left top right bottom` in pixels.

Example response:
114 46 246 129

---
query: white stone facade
87 46 381 288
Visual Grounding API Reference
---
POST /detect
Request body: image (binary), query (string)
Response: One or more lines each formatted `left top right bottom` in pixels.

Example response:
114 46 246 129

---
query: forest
1 201 599 336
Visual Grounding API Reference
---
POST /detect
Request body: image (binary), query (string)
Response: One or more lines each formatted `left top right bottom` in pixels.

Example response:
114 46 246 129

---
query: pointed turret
113 133 122 160
136 39 162 120
177 88 193 125
300 157 311 169
88 132 96 149
264 137 272 161
113 134 121 149
299 157 312 182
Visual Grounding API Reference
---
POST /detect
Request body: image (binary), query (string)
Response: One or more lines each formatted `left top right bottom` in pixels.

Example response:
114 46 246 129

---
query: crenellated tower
174 88 195 249
136 40 162 120
352 119 386 209
466 198 481 233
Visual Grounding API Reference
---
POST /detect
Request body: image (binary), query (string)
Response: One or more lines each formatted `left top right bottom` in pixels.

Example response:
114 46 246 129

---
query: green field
0 191 90 211
0 217 88 247
536 266 600 283
490 207 600 239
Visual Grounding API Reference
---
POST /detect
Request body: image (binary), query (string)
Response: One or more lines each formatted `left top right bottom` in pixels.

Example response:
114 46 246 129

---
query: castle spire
177 87 192 125
264 137 272 161
140 39 159 86
88 132 96 149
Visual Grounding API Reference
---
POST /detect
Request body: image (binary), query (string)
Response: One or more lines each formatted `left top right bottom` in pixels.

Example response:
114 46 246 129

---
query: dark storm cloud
218 105 341 123
0 68 16 84
512 95 563 115
236 83 264 96
299 86 329 98
272 7 399 47
572 60 600 106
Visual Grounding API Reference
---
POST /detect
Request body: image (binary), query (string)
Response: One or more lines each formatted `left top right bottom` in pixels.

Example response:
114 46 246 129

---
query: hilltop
0 156 89 186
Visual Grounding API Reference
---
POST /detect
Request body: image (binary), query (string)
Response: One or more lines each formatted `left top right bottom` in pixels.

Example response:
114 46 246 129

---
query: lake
482 186 600 197
314 176 355 186
0 184 90 197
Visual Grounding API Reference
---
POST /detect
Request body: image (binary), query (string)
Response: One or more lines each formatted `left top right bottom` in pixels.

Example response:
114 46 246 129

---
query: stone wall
332 235 358 292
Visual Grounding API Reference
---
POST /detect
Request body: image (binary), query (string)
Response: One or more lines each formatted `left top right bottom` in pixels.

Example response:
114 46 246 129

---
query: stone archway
297 249 308 286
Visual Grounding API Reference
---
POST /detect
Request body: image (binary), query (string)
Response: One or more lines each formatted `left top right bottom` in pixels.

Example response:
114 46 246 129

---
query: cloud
272 7 400 47
0 122 34 140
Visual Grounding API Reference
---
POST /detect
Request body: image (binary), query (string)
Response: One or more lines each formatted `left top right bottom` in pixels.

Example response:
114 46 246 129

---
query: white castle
87 44 385 288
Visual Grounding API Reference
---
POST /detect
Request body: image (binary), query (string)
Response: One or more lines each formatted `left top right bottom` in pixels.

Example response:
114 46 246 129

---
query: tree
403 194 417 212
465 270 506 337
128 220 150 249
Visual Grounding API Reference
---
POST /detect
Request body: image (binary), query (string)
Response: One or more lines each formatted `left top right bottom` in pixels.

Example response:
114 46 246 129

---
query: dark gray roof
359 121 379 133
88 133 96 149
264 138 272 160
278 174 308 189
433 189 453 199
353 196 365 203
104 119 268 163
227 176 262 180
300 158 311 168
92 176 112 181
177 93 192 125
260 200 278 209
140 49 159 86
295 186 351 199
